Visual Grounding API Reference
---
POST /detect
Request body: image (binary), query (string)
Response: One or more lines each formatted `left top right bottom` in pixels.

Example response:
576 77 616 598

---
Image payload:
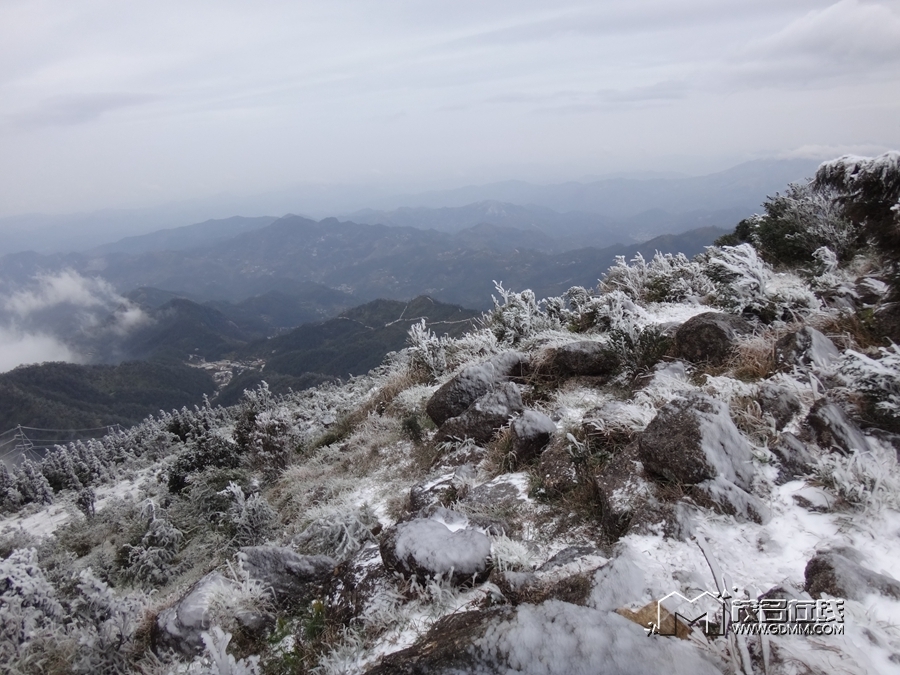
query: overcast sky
1 0 899 217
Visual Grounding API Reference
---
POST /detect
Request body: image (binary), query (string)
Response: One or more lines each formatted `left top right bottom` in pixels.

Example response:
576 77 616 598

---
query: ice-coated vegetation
2 154 900 674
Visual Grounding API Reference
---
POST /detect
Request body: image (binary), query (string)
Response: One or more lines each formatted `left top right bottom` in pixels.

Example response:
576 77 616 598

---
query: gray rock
537 439 580 497
436 382 523 444
551 341 619 376
874 301 900 344
238 546 335 607
594 443 655 541
772 432 818 482
508 410 556 466
426 351 525 426
638 393 755 490
462 474 528 515
855 276 889 307
806 400 871 454
805 549 900 600
690 477 770 524
758 380 802 430
327 543 391 625
409 474 455 513
673 312 753 366
379 515 493 585
774 326 840 371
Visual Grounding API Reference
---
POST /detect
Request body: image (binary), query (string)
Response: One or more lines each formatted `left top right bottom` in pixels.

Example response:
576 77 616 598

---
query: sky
1 0 899 217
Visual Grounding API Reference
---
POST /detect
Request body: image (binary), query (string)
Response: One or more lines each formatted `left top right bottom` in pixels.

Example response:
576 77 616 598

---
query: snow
696 396 756 490
394 519 492 576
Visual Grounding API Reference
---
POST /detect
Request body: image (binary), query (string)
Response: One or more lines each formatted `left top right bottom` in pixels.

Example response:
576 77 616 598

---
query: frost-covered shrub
233 383 300 479
207 560 273 637
220 482 276 547
837 344 900 422
490 536 535 572
0 548 64 664
813 446 900 511
186 626 261 675
120 500 184 587
407 319 449 380
565 287 649 334
703 244 771 315
168 426 242 493
70 568 145 674
602 252 714 303
484 282 558 345
607 325 672 379
293 506 378 561
14 460 54 506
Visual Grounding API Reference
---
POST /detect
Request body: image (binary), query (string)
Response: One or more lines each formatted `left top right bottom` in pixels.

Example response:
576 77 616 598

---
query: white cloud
5 269 125 316
0 326 81 373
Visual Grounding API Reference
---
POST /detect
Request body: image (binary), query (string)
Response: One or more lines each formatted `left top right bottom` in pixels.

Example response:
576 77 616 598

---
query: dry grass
728 333 777 381
808 311 885 350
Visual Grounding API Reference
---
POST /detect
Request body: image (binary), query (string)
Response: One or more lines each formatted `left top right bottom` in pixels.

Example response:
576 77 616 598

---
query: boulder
426 351 525 426
690 477 770 523
854 276 888 307
238 546 335 607
537 440 580 497
774 326 840 371
638 393 755 490
409 473 456 513
594 443 654 540
379 515 492 585
326 544 391 626
772 432 817 482
673 312 753 366
154 572 272 655
462 473 529 515
493 547 608 607
758 380 802 430
551 341 619 377
508 410 556 466
805 549 900 601
436 382 523 445
806 400 871 454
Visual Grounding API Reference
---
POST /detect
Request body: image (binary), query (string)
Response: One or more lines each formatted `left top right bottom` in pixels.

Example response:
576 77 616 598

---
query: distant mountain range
1 215 727 309
0 157 818 256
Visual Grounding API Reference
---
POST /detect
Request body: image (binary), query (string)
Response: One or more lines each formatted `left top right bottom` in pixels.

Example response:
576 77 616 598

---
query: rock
238 546 335 607
772 432 817 482
806 400 871 454
774 326 840 371
436 382 523 445
673 312 753 366
758 380 802 430
462 473 529 515
690 477 770 523
855 276 888 307
551 341 619 376
805 549 900 601
327 544 391 625
415 505 509 537
433 442 486 470
379 514 492 585
426 351 525 426
493 547 607 607
594 443 654 541
638 393 755 490
508 410 556 466
537 439 580 497
365 601 721 675
874 301 900 344
154 572 272 656
409 473 456 513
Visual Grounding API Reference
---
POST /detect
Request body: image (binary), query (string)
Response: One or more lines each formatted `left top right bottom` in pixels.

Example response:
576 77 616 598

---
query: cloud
0 269 152 371
9 92 158 128
0 326 81 373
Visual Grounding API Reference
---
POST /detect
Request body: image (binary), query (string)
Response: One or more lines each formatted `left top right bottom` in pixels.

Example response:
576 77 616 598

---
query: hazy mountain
90 216 278 255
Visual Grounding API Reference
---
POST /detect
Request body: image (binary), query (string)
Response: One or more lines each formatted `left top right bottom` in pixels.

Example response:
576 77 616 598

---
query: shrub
220 482 277 548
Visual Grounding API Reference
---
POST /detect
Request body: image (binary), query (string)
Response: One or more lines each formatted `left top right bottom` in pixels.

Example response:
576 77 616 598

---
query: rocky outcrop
772 432 818 482
426 351 526 426
550 341 620 377
758 380 802 430
379 514 493 585
673 312 753 366
805 549 900 600
594 444 654 540
806 400 871 454
538 440 580 497
436 382 523 444
507 410 556 466
238 546 335 607
638 393 755 490
774 326 840 371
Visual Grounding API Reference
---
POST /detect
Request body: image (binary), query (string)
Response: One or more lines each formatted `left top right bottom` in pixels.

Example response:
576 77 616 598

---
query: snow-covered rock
426 351 526 426
805 548 900 600
508 409 556 466
806 400 871 454
238 546 335 607
673 311 753 366
774 325 840 371
772 431 818 482
379 514 493 585
758 378 802 430
638 392 755 490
